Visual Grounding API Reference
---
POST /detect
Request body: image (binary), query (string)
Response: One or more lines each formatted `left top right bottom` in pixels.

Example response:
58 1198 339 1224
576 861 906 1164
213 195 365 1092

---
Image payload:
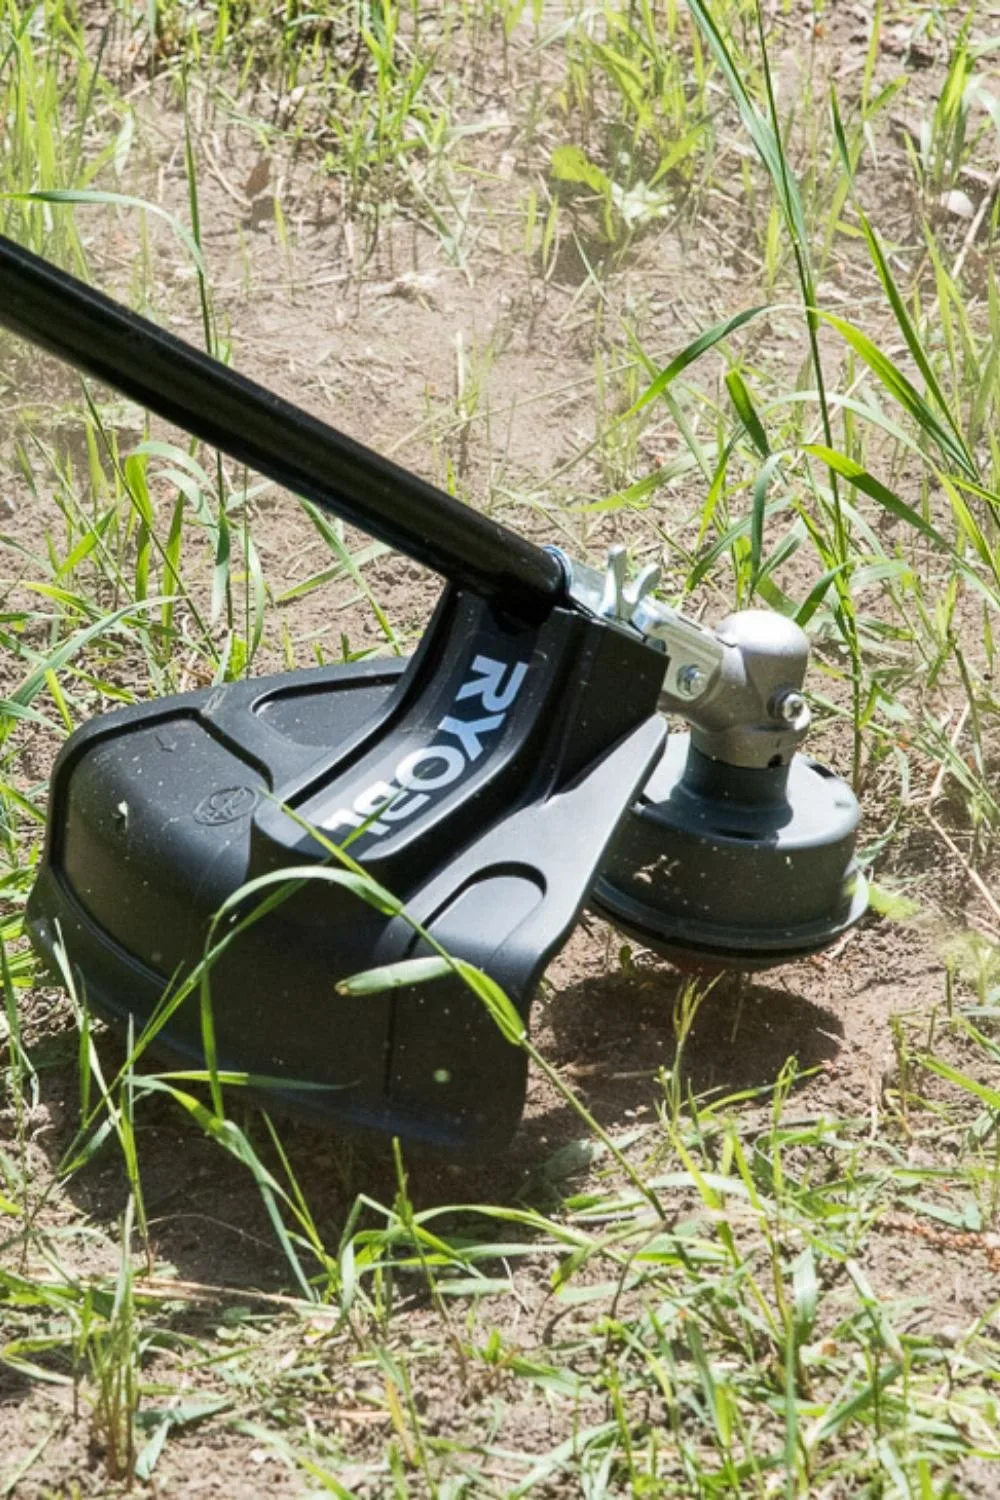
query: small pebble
939 189 975 219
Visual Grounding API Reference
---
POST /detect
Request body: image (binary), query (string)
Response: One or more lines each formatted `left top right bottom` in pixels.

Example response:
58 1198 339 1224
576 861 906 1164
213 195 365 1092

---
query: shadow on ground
534 964 844 1129
21 963 843 1306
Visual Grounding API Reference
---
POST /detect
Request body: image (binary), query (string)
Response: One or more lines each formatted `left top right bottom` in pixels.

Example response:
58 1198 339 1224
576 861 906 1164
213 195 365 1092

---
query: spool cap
592 733 868 970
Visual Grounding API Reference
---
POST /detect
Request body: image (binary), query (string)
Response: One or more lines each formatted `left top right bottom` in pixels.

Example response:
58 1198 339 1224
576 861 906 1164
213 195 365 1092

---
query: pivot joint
557 545 812 770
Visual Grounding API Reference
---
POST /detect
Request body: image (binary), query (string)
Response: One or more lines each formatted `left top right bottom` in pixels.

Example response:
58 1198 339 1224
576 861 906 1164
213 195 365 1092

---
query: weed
4 1 1000 1495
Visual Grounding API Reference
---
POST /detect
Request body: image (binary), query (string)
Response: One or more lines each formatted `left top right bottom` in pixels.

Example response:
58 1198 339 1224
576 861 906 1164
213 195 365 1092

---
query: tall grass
3 0 1000 1494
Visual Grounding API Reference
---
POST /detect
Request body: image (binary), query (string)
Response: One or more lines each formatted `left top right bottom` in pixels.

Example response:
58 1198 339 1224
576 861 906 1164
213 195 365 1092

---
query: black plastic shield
27 587 666 1152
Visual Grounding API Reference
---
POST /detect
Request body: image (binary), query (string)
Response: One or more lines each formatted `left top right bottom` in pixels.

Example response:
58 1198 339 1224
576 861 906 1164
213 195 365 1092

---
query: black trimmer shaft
0 234 564 623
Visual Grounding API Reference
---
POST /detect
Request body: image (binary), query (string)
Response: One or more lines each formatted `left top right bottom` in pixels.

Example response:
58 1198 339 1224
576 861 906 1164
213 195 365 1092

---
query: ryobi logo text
319 654 528 839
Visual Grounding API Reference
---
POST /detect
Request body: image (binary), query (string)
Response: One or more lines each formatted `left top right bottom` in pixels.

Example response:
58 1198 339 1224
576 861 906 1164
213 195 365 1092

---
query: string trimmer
0 236 867 1153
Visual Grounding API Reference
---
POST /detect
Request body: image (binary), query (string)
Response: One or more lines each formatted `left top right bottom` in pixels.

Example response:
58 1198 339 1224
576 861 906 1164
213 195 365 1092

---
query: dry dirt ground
3 1 1000 1495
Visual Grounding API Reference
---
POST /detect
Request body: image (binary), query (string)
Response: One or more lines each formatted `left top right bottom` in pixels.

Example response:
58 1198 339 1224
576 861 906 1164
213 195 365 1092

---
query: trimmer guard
27 585 666 1153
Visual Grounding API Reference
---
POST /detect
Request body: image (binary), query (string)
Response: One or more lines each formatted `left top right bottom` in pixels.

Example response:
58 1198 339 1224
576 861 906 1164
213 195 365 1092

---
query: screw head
774 690 807 724
676 664 704 698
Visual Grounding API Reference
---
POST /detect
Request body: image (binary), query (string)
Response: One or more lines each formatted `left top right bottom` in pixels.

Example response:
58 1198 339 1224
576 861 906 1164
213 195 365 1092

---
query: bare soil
3 2 1000 1495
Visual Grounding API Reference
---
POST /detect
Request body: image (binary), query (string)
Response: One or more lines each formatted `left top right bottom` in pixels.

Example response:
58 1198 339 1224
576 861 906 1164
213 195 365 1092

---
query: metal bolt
773 690 807 724
676 664 704 698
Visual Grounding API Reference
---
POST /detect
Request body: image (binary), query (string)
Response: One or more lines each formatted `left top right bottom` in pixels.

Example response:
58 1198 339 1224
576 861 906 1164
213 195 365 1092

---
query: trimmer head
593 606 867 971
593 735 867 970
2 235 869 1153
